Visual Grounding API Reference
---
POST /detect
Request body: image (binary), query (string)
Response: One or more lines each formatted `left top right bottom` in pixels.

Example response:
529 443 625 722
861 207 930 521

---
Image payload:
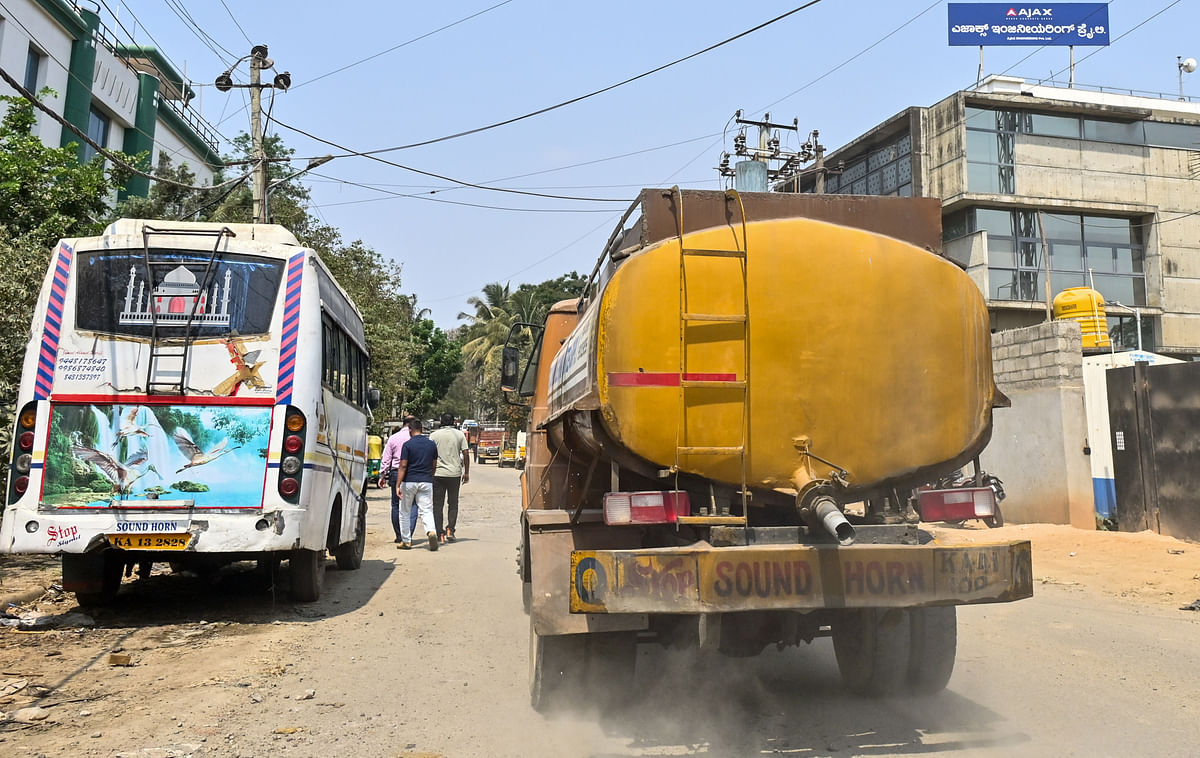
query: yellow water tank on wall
1053 287 1111 348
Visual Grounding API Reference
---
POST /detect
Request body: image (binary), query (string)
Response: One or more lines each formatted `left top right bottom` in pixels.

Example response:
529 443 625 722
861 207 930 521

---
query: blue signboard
948 3 1109 46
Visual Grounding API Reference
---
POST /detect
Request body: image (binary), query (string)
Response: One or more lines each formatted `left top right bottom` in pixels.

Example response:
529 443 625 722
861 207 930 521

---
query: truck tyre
289 548 325 602
334 501 367 571
907 606 957 695
833 607 911 697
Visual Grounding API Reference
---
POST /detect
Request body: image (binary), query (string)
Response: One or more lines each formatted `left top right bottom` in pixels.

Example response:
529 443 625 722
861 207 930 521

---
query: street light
1179 56 1197 101
265 155 334 223
1106 300 1143 352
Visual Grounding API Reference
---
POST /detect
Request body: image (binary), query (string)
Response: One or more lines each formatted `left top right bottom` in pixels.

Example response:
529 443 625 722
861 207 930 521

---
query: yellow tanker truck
503 188 1032 711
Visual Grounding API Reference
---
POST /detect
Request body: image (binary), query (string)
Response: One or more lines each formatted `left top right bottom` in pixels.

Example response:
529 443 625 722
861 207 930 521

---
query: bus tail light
8 402 37 504
917 487 996 522
604 491 690 525
277 406 305 503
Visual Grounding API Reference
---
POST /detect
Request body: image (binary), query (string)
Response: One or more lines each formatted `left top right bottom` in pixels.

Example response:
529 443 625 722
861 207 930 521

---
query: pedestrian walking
380 416 415 544
394 418 440 551
429 412 470 543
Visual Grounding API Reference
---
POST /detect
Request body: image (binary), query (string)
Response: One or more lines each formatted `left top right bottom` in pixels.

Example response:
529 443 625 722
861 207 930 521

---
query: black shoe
427 531 439 551
445 528 456 543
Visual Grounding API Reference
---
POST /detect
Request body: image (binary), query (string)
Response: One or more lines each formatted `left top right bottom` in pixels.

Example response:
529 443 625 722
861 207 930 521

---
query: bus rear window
75 250 285 338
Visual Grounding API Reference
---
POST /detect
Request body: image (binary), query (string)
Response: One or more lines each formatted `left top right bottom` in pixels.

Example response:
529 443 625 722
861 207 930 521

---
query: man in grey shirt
429 412 470 543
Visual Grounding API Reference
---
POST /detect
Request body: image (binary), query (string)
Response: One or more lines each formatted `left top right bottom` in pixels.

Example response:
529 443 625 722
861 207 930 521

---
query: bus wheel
288 549 325 602
334 502 367 570
67 551 124 607
907 606 957 695
833 607 911 697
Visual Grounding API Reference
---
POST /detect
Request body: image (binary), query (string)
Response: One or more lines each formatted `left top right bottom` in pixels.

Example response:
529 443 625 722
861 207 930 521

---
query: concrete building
787 74 1200 358
783 75 1200 527
0 0 222 195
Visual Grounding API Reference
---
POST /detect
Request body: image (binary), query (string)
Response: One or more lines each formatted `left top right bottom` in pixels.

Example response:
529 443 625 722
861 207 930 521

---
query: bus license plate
107 533 192 550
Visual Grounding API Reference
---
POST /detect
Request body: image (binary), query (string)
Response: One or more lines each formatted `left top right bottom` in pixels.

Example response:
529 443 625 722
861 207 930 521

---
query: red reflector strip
608 372 736 387
604 491 690 525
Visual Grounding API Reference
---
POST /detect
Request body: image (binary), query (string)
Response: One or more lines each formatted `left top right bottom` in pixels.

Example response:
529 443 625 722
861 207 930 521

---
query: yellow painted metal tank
546 190 999 498
1053 287 1110 349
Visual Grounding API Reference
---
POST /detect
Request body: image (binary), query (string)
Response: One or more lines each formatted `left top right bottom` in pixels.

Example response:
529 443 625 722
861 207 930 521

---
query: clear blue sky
110 0 1197 328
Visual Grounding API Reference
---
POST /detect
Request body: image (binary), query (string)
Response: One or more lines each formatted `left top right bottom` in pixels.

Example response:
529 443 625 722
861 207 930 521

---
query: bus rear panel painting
3 221 377 603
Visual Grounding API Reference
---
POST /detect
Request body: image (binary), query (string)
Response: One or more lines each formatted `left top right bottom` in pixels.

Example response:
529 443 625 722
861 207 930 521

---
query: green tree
0 91 129 497
400 318 463 418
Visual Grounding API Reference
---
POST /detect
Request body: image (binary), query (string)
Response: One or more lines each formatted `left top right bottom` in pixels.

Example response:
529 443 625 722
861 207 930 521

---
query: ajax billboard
948 3 1110 46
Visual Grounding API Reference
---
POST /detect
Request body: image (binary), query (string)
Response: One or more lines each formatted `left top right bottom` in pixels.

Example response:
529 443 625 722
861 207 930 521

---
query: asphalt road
5 462 1199 757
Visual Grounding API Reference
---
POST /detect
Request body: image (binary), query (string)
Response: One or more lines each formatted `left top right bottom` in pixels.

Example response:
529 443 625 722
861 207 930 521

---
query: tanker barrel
801 496 855 546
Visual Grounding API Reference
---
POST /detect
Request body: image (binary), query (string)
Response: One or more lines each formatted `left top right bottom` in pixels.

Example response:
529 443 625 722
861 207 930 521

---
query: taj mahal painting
118 265 232 326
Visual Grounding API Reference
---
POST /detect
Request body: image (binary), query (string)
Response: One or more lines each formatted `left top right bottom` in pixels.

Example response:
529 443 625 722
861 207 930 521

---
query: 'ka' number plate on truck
107 533 192 550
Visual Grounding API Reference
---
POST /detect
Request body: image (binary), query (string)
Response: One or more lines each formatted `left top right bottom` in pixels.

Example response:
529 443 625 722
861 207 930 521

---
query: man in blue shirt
394 418 440 551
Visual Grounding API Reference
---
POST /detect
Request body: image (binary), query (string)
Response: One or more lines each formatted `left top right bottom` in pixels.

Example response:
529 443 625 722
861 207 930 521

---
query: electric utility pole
214 46 292 224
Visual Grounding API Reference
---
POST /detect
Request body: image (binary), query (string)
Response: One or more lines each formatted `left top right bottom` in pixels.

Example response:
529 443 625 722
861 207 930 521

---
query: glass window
1092 274 1136 305
1051 242 1083 271
943 209 970 241
1082 217 1133 245
24 47 41 92
989 268 1019 300
966 129 1001 163
1029 113 1080 138
967 162 1001 193
1086 245 1115 272
75 251 285 338
1143 121 1200 150
974 208 1013 238
83 105 110 163
1017 241 1040 269
1083 119 1145 145
1040 213 1082 242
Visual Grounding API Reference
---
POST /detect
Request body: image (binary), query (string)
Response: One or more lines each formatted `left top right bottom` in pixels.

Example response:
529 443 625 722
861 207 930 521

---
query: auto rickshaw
367 434 384 486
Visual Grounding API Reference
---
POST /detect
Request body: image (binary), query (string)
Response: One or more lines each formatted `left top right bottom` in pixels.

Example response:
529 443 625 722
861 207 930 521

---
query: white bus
2 220 377 603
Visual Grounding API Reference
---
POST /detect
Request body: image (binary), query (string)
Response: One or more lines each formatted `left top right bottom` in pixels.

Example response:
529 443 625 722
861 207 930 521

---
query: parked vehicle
2 220 378 604
515 430 527 470
503 188 1032 711
367 434 384 486
499 444 517 467
475 426 505 464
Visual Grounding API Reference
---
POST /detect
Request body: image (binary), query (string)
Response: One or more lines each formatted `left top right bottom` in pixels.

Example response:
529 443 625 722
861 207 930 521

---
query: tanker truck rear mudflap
569 541 1033 615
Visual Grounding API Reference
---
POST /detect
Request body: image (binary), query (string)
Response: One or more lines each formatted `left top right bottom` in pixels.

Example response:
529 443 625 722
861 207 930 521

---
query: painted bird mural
171 428 240 473
71 444 160 495
113 405 158 449
215 338 266 397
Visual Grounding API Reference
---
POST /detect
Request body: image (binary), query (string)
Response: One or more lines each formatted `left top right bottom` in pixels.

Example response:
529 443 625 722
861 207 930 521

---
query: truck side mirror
500 345 521 392
367 387 381 410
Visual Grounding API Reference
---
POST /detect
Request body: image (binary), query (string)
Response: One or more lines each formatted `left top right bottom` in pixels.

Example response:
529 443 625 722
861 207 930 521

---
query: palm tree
458 282 513 368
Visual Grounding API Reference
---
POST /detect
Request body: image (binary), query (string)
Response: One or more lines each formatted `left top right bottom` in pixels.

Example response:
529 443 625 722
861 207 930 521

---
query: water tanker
506 189 1032 711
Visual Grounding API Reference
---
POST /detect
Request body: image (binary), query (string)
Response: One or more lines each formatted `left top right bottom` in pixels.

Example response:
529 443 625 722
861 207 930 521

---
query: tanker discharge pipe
800 495 855 546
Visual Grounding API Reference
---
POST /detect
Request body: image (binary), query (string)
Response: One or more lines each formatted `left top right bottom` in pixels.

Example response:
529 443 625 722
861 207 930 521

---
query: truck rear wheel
833 607 911 697
529 629 636 713
907 606 957 694
66 551 124 607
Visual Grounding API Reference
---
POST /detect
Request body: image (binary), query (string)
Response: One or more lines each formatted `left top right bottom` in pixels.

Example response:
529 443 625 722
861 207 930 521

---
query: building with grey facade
0 0 222 196
787 74 1200 359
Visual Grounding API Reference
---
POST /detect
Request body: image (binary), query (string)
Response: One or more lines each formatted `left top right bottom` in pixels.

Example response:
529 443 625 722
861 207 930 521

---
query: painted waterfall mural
43 404 272 509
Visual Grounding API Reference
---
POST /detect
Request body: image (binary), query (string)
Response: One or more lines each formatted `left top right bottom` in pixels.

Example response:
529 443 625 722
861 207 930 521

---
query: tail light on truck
604 491 690 525
917 487 996 523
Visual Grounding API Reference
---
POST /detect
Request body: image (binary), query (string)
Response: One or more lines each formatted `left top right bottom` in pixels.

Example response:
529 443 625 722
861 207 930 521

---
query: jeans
400 481 435 542
433 475 462 537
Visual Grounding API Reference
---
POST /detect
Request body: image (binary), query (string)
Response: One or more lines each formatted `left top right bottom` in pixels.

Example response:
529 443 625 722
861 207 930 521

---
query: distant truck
503 188 1033 711
474 425 506 464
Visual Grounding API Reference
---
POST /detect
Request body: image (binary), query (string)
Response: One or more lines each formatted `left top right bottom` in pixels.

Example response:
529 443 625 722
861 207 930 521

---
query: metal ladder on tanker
669 187 751 526
140 225 234 394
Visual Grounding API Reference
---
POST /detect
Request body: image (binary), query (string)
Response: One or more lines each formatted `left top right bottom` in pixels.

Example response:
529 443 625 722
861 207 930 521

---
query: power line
162 0 239 65
297 0 516 90
307 172 622 213
218 0 254 46
341 0 824 157
0 66 250 191
269 115 628 202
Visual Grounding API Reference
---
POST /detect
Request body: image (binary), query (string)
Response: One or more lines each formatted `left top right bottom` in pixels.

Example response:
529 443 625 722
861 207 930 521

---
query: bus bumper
0 506 309 555
569 540 1034 614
